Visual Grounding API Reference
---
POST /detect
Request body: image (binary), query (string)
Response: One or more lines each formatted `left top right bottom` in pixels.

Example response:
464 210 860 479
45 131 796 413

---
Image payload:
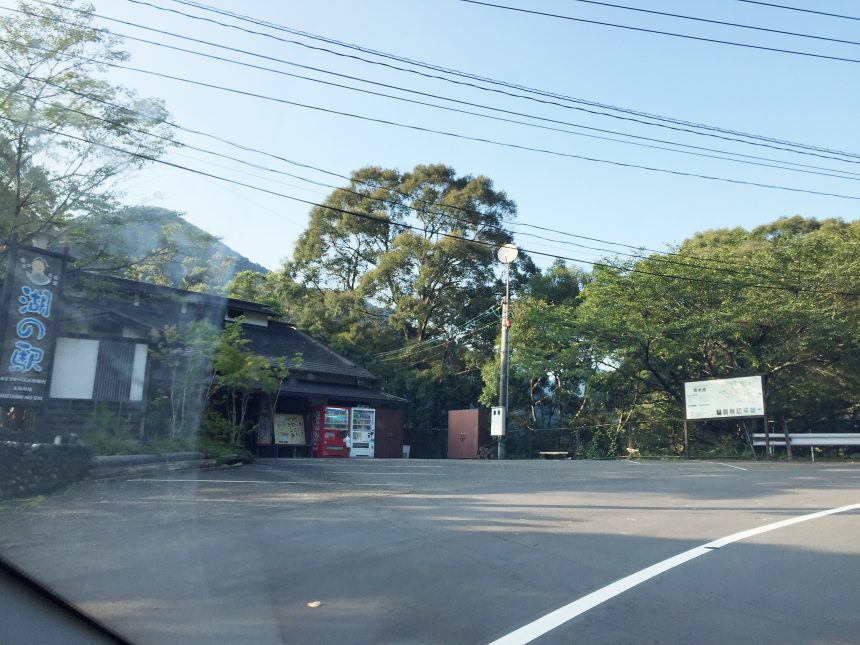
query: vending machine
349 407 376 458
311 406 351 458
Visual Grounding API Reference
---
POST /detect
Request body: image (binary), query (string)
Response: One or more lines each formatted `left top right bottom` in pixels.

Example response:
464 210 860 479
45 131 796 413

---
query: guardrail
752 433 860 447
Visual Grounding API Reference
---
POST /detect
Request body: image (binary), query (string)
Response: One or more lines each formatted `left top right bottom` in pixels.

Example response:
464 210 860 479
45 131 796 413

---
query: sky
54 0 860 271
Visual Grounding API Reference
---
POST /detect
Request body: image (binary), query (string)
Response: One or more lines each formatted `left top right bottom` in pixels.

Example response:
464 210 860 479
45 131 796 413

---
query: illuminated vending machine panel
349 407 376 458
311 405 351 458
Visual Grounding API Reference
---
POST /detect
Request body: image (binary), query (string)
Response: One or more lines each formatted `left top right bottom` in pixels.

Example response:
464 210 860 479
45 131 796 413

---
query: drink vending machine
349 407 376 458
311 406 350 458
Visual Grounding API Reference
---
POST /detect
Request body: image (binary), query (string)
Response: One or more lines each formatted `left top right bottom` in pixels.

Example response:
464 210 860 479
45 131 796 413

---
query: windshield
1 1 858 643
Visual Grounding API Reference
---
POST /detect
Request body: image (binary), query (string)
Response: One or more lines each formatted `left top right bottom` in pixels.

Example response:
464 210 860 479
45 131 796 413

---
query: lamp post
497 243 518 460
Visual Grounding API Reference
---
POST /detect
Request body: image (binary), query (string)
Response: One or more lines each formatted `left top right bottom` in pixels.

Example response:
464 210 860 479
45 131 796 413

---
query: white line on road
700 461 748 471
489 502 860 645
127 478 413 487
261 462 444 468
327 471 443 476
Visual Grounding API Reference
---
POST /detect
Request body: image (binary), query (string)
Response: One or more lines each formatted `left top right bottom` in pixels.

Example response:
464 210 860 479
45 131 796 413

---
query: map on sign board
274 414 307 445
684 376 764 420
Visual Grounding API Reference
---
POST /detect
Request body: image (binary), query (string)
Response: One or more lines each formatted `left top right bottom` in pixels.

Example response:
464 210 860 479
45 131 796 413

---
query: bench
538 451 570 460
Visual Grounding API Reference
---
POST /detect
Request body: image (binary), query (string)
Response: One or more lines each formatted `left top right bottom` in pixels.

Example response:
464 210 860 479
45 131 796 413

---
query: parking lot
1 458 859 644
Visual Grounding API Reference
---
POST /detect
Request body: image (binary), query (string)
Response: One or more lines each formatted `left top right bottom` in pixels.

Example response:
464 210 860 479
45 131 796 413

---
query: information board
273 414 307 445
684 376 764 420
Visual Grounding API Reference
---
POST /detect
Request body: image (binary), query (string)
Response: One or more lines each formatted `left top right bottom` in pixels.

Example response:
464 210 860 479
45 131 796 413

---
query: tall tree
284 163 536 434
0 0 172 244
575 216 860 454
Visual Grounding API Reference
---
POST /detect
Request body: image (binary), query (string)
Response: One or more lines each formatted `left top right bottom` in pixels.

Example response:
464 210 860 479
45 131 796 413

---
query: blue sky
80 0 860 271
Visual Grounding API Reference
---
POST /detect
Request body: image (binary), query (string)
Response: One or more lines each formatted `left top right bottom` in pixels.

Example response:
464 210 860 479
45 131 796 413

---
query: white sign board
684 376 764 420
490 406 505 436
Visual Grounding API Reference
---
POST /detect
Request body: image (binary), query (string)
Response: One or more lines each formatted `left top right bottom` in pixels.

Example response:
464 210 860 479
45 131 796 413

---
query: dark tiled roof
65 272 277 315
279 381 408 405
241 321 377 381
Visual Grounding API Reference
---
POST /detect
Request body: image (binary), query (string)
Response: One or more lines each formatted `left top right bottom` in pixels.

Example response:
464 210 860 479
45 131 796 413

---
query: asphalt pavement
1 458 858 644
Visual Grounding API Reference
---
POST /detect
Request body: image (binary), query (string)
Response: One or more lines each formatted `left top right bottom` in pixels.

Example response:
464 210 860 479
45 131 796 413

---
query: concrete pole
498 263 510 460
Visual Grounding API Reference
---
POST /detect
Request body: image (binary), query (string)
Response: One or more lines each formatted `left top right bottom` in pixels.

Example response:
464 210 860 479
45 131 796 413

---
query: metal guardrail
752 433 860 446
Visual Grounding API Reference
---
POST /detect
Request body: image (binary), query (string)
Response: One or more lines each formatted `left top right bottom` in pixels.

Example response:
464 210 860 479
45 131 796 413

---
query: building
1 267 407 456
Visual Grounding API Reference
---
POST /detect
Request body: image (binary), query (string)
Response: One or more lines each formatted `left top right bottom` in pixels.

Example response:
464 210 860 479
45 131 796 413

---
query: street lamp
496 243 518 460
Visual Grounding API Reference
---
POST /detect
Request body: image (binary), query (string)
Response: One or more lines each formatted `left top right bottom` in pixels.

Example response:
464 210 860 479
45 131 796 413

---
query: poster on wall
0 242 66 407
257 406 273 445
274 413 307 445
684 376 764 420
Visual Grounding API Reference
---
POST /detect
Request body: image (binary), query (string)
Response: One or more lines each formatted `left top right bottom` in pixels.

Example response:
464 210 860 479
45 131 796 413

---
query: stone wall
0 442 92 498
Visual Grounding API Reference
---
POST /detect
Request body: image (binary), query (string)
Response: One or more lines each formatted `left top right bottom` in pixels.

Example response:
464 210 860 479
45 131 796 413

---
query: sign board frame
683 375 765 421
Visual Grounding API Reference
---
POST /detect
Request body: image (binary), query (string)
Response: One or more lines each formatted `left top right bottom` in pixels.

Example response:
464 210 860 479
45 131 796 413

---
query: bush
80 405 141 456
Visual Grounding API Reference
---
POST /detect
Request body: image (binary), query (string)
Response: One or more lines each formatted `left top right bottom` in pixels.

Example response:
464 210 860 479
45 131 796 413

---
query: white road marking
262 462 444 468
127 478 413 487
327 471 442 476
700 461 748 471
489 502 860 645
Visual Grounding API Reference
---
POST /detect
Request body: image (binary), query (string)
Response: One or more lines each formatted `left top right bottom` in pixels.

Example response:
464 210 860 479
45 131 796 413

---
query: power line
565 0 860 48
3 84 821 281
375 312 500 359
732 0 860 22
377 321 499 363
15 4 859 178
3 68 857 282
135 0 860 162
4 34 859 204
460 0 860 65
5 61 857 282
0 80 849 283
2 112 857 299
376 323 500 368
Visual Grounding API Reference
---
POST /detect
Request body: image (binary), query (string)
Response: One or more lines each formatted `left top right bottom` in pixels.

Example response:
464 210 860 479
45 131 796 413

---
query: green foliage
281 163 536 429
149 318 297 448
480 262 588 455
63 207 268 288
149 320 220 440
228 270 282 311
81 404 140 455
575 216 860 454
0 0 173 244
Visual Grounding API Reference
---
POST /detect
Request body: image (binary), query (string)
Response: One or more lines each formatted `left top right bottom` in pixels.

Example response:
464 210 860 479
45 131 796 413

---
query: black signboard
0 242 66 406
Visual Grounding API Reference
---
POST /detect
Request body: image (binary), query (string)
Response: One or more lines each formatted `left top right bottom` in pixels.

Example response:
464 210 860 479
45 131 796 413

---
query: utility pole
497 244 518 460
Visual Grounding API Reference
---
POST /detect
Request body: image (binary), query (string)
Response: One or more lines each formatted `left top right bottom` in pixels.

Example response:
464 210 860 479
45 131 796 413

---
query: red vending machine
311 406 351 458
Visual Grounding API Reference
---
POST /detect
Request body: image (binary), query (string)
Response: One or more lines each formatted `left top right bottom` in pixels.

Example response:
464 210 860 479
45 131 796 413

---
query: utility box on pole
490 406 505 437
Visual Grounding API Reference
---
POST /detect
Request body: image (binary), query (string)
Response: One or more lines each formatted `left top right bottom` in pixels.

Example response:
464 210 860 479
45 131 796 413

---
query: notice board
684 376 764 420
274 413 307 445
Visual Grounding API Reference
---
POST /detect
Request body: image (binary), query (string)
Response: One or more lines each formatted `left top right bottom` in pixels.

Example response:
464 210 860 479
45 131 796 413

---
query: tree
481 262 589 455
149 321 220 441
0 0 172 244
150 319 300 447
575 216 860 455
283 164 536 433
287 163 530 341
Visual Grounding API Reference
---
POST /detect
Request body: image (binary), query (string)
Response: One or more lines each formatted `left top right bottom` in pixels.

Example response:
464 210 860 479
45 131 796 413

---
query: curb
87 452 215 480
